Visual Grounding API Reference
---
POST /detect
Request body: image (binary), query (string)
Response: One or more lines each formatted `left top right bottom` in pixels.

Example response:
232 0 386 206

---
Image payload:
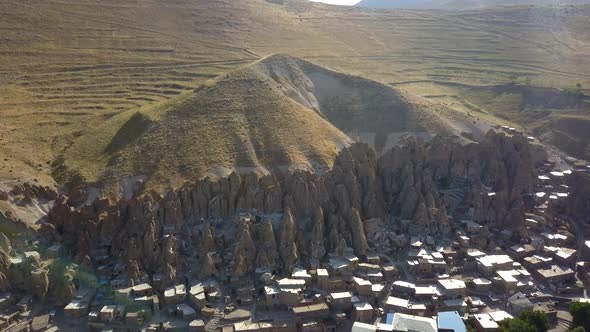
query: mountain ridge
56 54 486 196
355 0 590 9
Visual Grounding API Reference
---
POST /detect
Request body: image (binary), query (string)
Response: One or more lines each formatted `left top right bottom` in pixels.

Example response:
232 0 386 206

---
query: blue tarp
386 312 395 325
437 311 466 332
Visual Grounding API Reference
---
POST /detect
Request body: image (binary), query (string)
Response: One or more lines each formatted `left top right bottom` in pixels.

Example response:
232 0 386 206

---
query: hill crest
56 54 483 196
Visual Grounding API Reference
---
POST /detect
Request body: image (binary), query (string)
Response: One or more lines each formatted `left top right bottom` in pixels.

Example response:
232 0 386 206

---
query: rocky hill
1 0 589 195
55 54 481 197
42 131 546 282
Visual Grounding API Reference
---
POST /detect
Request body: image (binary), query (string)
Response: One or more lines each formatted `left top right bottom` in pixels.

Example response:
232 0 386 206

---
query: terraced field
0 0 589 189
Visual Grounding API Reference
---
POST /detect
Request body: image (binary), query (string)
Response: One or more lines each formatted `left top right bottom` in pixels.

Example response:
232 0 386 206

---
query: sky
310 0 361 5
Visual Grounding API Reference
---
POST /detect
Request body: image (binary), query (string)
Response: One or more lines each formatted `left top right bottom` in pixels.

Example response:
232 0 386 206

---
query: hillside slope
57 55 478 195
356 0 590 9
0 0 589 192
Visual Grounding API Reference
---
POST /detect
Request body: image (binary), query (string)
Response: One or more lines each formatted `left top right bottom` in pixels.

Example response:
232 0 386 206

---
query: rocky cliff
37 131 544 284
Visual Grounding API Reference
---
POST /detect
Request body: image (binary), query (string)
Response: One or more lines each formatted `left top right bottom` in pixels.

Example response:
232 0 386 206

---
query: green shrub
570 302 590 330
520 310 549 332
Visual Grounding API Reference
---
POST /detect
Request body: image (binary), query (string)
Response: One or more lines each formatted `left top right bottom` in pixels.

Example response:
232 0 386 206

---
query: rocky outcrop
232 221 257 277
0 248 10 292
31 268 49 301
200 252 218 279
254 219 279 270
41 131 542 285
48 264 76 305
278 208 299 274
308 207 326 268
0 233 11 253
348 208 368 256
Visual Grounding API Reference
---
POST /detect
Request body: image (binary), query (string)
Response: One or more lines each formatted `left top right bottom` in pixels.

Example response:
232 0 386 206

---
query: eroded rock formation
40 131 544 284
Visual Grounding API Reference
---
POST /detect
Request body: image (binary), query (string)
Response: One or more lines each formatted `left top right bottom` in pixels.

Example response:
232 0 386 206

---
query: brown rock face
308 207 326 268
42 131 542 282
278 208 299 274
254 219 279 270
31 268 49 301
232 220 257 277
0 233 10 253
8 183 58 206
0 272 9 292
348 208 368 256
200 252 218 279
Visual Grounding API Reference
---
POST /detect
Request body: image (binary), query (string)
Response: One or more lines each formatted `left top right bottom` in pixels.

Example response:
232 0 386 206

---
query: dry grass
58 55 355 192
0 0 589 191
59 54 490 193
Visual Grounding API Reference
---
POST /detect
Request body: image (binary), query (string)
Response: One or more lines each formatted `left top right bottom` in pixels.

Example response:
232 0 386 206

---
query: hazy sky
310 0 361 5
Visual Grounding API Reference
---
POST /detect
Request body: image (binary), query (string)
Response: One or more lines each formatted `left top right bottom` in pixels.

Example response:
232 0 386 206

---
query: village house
280 288 303 307
292 302 330 323
385 296 409 314
506 293 534 315
264 284 280 307
390 313 437 332
535 265 576 284
353 302 374 322
507 244 536 260
164 286 180 305
392 281 416 296
189 282 206 310
441 298 468 314
477 255 513 276
522 255 553 269
488 310 513 324
292 268 312 285
316 269 329 288
328 256 351 275
125 310 142 326
132 283 153 297
438 311 467 332
472 313 498 332
328 291 353 310
555 247 577 267
99 305 116 322
352 321 378 332
189 319 206 332
467 296 486 309
354 277 373 296
437 279 466 298
176 303 197 320
495 269 531 293
414 285 440 301
471 278 492 292
64 300 88 318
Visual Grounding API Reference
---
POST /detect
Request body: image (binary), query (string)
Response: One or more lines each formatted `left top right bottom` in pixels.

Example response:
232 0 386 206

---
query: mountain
57 54 481 194
355 0 433 9
0 0 588 196
356 0 590 9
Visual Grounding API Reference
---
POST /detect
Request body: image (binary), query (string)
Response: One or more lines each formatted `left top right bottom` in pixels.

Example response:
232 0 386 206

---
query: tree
520 310 549 332
499 317 536 332
570 302 590 330
568 327 585 332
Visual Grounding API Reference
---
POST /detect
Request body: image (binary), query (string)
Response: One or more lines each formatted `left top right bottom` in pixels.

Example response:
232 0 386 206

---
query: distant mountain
356 0 590 9
355 0 432 9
